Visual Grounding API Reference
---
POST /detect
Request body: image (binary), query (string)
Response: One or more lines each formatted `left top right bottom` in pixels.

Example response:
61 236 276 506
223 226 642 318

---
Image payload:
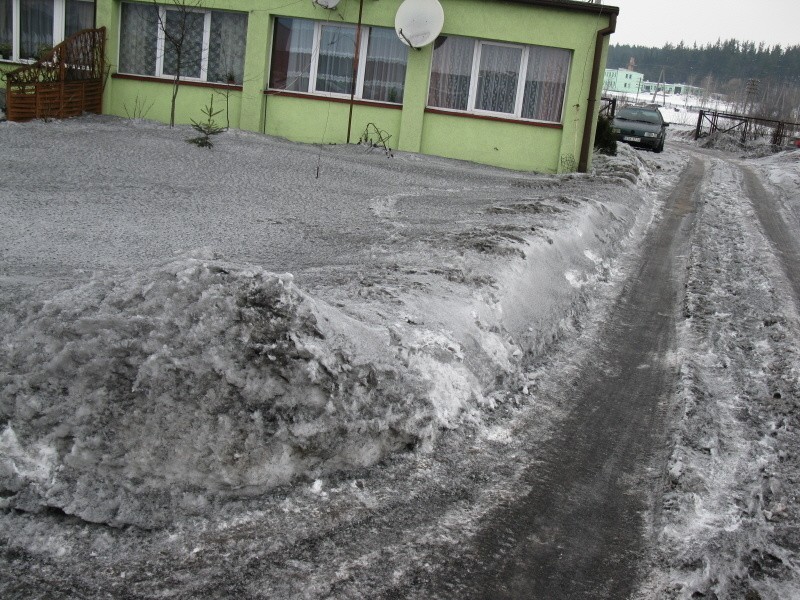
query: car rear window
617 108 662 124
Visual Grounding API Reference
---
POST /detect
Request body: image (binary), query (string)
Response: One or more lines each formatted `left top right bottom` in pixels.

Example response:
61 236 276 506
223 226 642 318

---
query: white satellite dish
395 0 445 49
313 0 341 9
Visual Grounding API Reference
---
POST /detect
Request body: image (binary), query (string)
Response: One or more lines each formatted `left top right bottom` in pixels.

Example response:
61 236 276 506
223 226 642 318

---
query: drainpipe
578 11 616 173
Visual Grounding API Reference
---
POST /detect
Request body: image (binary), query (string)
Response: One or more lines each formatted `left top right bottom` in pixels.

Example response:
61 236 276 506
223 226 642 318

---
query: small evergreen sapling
594 114 617 156
187 96 225 148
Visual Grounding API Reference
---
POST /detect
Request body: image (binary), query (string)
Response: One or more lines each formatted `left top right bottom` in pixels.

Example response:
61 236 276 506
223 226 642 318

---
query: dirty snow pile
754 150 800 214
3 255 427 527
0 117 661 528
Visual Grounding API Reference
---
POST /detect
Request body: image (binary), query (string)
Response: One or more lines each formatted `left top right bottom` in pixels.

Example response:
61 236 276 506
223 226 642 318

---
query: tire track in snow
383 160 704 599
639 156 800 599
742 164 800 308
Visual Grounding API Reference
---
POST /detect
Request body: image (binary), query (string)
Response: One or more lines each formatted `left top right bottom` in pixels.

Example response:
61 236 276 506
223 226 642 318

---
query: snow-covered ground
0 116 674 529
1 116 800 597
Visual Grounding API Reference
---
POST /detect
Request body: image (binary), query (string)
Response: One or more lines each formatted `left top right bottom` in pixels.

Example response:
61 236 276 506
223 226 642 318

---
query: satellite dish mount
394 0 445 50
313 0 341 9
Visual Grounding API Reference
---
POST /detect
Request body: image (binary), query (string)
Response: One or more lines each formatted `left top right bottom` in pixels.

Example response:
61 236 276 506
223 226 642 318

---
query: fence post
694 110 704 140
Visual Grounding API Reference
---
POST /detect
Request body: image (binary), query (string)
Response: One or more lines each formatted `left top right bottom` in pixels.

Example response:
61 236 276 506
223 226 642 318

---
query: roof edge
495 0 620 16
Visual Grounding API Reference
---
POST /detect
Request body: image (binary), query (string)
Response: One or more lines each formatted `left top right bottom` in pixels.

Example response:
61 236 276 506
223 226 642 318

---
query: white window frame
270 19 405 104
154 4 210 81
428 37 572 125
2 0 67 63
305 22 368 99
117 3 246 84
468 40 529 118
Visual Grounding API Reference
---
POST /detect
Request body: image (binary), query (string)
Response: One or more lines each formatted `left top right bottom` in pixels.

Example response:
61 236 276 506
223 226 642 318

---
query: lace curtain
119 2 157 76
475 43 522 114
119 3 246 84
428 35 474 110
522 45 571 122
65 0 94 37
0 0 12 55
362 27 408 103
208 11 246 84
162 9 204 79
316 23 356 95
20 0 53 59
0 0 96 61
429 35 570 122
269 17 313 91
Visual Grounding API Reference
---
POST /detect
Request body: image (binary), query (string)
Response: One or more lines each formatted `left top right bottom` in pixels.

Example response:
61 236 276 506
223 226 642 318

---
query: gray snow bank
0 118 661 528
752 150 800 210
2 252 492 527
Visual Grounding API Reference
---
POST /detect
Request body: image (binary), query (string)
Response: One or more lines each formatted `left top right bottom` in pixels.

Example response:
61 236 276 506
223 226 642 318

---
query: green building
2 0 619 173
603 68 643 94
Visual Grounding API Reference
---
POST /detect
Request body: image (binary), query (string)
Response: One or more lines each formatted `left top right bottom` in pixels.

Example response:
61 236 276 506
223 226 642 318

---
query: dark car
612 106 669 153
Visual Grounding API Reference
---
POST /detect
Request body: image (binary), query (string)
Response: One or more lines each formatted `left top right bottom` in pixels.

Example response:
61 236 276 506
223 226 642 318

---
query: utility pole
745 78 760 115
651 67 665 105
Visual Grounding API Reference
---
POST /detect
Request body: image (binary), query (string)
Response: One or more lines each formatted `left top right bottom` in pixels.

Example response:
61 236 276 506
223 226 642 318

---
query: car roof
619 106 660 113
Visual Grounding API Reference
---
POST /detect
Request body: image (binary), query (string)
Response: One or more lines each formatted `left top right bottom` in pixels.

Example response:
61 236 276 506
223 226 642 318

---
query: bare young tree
153 0 204 127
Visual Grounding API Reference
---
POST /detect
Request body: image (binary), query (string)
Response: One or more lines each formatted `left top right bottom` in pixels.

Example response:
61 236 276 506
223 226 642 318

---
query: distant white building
641 82 704 96
603 68 644 94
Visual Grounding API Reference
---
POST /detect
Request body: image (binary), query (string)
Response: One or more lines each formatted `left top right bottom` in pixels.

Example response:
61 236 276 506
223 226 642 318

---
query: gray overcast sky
605 0 800 48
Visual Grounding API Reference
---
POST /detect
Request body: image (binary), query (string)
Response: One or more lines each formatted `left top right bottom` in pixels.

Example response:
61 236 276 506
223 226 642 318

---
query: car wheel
654 138 665 153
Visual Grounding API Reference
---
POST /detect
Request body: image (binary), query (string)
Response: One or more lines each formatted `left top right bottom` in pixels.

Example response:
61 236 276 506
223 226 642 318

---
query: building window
476 43 522 114
268 17 409 104
20 0 53 58
428 35 571 123
65 0 92 36
0 0 93 62
118 2 247 85
315 22 355 95
1 0 16 59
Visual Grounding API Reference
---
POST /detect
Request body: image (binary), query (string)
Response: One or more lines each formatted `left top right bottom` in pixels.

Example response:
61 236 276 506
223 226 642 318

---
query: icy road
1 118 800 599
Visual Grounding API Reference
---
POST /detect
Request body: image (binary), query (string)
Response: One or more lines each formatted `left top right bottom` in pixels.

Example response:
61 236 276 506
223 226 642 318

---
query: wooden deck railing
4 27 106 122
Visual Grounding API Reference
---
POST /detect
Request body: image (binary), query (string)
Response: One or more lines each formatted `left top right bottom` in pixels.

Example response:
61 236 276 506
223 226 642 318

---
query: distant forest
608 40 800 118
608 40 800 86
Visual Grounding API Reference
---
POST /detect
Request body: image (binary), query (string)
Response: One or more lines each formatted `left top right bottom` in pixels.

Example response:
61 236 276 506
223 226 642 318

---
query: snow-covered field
605 90 734 127
1 115 800 597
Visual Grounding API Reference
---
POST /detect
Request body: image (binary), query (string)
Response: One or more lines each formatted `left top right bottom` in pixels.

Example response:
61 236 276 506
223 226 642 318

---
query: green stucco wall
105 78 244 127
89 0 614 173
0 63 19 79
264 95 403 147
421 112 565 172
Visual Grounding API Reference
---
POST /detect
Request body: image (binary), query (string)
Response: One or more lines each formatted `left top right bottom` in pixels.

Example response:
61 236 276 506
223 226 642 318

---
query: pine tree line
609 40 800 87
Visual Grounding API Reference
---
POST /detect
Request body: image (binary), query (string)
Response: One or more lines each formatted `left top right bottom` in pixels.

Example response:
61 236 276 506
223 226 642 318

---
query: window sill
264 89 403 110
424 107 563 129
112 73 243 91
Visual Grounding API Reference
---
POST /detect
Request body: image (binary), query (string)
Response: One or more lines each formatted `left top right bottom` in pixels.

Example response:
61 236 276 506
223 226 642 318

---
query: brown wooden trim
112 73 243 91
264 89 402 110
424 107 563 129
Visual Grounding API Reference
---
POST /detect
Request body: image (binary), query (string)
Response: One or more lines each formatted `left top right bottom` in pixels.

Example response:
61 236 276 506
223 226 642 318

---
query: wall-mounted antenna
394 0 445 49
